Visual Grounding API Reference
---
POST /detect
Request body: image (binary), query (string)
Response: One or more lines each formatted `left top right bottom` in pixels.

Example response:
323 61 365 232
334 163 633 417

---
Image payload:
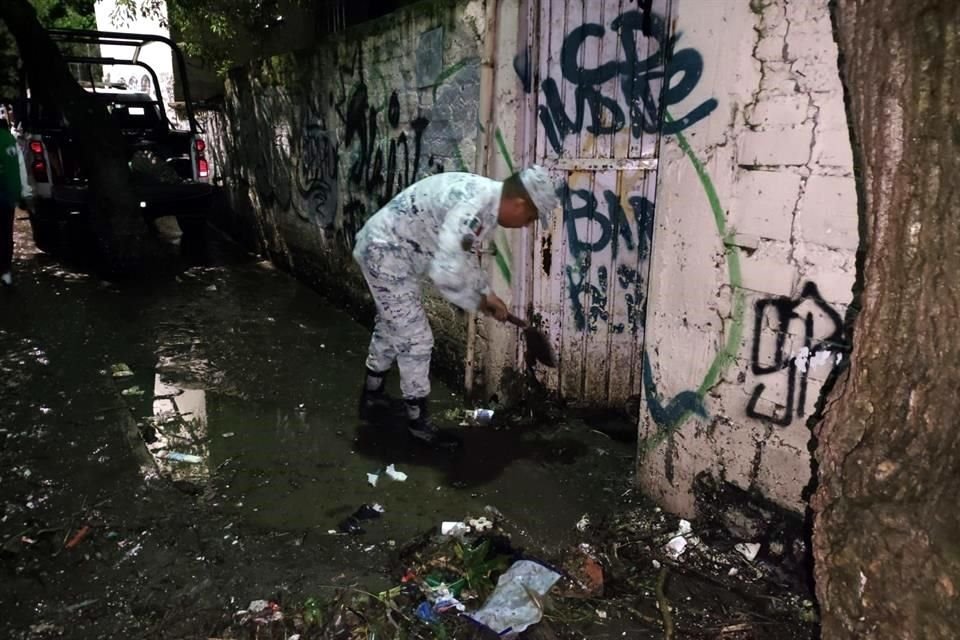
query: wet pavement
0 216 637 638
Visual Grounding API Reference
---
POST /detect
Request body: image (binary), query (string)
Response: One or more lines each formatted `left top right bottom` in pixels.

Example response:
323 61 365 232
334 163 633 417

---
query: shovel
506 313 557 368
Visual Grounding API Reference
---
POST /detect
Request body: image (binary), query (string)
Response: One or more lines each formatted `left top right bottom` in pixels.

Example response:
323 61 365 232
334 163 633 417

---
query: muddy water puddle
1 226 636 637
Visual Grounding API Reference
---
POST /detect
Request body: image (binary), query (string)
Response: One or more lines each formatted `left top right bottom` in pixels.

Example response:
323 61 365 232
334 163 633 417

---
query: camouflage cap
519 165 560 227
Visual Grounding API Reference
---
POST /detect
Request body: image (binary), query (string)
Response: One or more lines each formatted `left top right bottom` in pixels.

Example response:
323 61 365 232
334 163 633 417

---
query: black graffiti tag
341 82 430 213
746 282 847 426
533 10 717 154
298 120 338 228
562 186 654 334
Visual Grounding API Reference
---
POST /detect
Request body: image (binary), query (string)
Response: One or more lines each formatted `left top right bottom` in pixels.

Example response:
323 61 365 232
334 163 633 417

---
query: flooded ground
0 218 643 638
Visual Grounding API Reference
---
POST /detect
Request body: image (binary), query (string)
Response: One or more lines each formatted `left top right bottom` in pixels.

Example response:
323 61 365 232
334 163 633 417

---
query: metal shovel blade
507 314 557 368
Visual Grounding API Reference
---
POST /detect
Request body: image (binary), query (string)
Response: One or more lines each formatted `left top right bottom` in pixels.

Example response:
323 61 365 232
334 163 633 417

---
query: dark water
0 219 636 637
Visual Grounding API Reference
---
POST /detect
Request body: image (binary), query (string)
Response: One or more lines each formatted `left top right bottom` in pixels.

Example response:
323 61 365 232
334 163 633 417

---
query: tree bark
813 0 960 637
0 0 153 275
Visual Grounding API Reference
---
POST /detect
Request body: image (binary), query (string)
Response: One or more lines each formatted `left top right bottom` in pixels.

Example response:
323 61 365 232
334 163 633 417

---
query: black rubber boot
358 368 391 422
405 397 462 450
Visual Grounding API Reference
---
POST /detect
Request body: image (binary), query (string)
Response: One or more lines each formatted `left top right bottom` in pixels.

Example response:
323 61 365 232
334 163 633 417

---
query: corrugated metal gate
523 0 671 405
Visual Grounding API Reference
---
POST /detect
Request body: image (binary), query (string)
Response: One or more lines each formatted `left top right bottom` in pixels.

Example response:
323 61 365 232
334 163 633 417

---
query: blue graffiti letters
562 185 654 334
533 10 717 155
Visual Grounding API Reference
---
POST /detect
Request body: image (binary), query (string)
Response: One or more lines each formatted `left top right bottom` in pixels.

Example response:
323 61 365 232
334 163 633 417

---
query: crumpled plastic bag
467 560 561 636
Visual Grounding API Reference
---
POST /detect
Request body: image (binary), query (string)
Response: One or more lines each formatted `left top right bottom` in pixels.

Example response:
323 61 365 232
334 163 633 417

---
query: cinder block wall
638 0 857 515
206 0 488 385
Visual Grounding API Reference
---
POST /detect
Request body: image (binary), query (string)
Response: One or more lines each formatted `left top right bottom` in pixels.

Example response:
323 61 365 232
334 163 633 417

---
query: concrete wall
207 0 489 382
637 0 857 515
205 0 857 516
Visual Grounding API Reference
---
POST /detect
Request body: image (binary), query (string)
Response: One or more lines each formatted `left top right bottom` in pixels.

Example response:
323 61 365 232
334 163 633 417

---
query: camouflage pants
354 240 433 399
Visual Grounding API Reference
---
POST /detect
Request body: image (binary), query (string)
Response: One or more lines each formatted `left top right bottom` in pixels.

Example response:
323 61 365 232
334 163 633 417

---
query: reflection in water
92 260 635 542
146 373 210 482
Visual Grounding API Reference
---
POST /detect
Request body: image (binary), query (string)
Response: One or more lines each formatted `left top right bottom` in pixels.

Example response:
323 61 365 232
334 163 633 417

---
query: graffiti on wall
562 186 654 334
516 8 717 344
296 114 339 228
335 48 432 240
746 282 847 426
333 42 481 243
517 10 718 156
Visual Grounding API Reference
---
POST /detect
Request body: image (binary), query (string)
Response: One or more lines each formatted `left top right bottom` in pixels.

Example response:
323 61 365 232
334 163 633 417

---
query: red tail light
195 138 208 180
29 141 44 154
32 160 48 183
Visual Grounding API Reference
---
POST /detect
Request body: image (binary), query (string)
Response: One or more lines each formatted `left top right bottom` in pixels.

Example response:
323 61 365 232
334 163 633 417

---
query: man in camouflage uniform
353 166 558 445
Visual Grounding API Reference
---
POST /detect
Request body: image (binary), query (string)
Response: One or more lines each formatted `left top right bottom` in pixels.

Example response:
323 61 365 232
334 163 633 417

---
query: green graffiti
494 127 515 174
639 111 746 451
491 127 515 284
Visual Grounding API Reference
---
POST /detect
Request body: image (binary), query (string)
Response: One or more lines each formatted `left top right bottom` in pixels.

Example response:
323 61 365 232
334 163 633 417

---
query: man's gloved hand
479 293 509 322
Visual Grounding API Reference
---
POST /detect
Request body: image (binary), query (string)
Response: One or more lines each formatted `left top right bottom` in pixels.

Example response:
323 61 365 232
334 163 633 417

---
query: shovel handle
506 313 528 329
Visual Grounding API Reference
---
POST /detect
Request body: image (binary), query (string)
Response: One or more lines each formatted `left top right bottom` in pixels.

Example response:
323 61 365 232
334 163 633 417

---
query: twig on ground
718 622 753 634
656 567 674 640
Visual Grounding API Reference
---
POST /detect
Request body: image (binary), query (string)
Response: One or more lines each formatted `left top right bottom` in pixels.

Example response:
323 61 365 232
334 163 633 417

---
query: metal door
526 0 670 405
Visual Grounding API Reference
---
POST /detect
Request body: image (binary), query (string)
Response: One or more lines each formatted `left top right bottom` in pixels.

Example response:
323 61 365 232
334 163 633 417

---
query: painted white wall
93 0 178 124
637 0 857 515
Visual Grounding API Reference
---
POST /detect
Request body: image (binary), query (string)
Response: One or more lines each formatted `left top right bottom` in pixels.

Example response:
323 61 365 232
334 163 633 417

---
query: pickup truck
18 29 215 252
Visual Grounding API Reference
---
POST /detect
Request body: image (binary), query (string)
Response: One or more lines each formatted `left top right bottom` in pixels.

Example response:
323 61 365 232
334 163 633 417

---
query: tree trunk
812 0 960 637
0 0 155 275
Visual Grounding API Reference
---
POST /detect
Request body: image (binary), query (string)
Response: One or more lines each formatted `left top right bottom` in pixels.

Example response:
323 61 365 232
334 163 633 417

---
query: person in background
353 166 559 447
0 110 32 287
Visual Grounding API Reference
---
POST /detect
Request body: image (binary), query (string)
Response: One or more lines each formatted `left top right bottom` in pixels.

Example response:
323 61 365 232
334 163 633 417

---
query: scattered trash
364 466 407 490
110 363 134 378
414 601 440 624
221 432 236 438
337 503 384 535
664 535 688 559
736 542 761 562
385 463 407 482
420 593 466 622
664 519 696 559
561 549 605 598
206 284 218 292
440 521 470 537
462 408 495 426
596 609 608 619
237 599 282 625
576 514 591 531
164 452 204 464
65 525 92 550
468 560 562 636
468 516 493 532
652 559 662 569
121 385 145 397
